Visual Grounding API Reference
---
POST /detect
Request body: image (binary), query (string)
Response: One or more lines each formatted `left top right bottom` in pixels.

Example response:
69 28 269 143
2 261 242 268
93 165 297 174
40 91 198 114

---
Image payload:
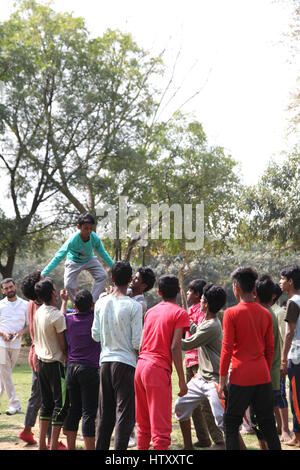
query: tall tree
237 150 300 251
0 0 163 275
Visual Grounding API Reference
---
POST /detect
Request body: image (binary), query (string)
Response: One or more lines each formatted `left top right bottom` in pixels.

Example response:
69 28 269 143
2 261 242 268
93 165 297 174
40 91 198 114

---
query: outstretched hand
60 289 69 302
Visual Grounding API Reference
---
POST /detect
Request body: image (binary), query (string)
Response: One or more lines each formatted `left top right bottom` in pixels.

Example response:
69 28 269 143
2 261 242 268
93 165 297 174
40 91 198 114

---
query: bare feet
281 432 292 443
285 437 300 447
193 440 211 448
208 442 225 450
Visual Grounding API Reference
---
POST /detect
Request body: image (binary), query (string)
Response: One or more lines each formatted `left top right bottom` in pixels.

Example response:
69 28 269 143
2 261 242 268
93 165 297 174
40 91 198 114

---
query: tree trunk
0 245 17 280
178 270 188 310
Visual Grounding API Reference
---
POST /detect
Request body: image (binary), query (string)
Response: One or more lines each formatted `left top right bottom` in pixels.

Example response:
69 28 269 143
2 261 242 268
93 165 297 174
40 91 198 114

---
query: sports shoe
128 431 137 448
5 406 21 415
19 430 37 445
58 441 68 450
47 441 68 450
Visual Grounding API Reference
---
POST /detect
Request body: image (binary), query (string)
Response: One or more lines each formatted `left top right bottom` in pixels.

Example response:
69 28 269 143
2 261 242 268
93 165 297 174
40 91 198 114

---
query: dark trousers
38 360 69 426
96 361 135 450
24 369 51 438
64 363 100 437
224 382 281 450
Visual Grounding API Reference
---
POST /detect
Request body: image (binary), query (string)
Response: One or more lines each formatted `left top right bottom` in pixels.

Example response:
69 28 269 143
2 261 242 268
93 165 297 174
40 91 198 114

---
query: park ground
0 346 298 451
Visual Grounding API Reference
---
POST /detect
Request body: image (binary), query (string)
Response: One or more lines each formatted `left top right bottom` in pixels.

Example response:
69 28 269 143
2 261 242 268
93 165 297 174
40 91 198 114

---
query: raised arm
41 239 69 277
93 233 114 268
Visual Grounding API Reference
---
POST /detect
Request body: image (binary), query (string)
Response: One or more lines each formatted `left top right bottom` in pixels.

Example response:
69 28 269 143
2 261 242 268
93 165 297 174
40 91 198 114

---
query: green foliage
238 150 300 250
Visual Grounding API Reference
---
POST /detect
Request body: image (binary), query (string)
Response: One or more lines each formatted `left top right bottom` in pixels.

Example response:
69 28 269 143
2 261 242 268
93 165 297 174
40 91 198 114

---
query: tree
0 0 163 275
0 0 242 279
109 112 242 300
286 0 300 133
237 150 300 251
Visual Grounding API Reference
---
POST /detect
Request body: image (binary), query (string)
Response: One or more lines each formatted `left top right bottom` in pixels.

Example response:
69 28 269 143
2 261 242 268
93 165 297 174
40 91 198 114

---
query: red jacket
219 301 274 386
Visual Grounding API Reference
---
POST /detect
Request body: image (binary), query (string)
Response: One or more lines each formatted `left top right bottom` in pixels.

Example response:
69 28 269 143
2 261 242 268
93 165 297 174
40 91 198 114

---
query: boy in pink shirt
135 274 190 450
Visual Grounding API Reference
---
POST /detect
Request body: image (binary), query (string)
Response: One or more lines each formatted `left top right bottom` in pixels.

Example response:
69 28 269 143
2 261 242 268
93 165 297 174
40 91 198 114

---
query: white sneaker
6 406 21 415
128 431 137 448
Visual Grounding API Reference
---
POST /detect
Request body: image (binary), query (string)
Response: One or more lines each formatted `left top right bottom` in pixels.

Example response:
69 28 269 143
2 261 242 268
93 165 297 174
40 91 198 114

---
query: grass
0 363 294 451
0 364 33 445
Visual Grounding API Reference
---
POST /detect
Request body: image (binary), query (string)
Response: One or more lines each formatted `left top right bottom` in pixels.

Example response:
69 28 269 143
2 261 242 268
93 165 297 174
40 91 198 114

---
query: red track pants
135 358 172 450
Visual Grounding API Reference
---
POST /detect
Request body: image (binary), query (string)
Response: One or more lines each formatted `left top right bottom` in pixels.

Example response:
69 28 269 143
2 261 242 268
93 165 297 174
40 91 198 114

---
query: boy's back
34 303 66 363
92 294 142 368
65 310 100 368
139 301 189 373
220 301 274 386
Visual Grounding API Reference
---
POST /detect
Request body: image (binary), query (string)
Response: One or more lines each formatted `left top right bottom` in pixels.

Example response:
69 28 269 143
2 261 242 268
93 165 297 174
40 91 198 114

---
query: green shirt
181 316 223 383
271 303 286 347
269 306 281 391
42 231 114 277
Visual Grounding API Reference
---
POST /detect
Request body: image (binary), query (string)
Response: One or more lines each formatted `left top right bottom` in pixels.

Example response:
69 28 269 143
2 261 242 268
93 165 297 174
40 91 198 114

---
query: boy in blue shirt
42 213 114 304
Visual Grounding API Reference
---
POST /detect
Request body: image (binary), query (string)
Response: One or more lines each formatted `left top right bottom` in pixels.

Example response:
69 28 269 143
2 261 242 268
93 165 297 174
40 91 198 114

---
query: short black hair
112 261 132 287
77 212 95 226
74 289 93 312
231 266 258 294
256 274 276 304
137 267 156 292
280 265 300 290
1 278 15 288
202 283 226 314
158 274 179 299
34 278 55 304
21 271 42 300
188 279 207 297
273 283 283 303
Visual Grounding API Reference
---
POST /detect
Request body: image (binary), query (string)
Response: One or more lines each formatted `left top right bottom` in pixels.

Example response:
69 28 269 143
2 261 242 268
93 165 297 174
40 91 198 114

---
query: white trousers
64 256 108 303
0 347 21 410
174 375 224 429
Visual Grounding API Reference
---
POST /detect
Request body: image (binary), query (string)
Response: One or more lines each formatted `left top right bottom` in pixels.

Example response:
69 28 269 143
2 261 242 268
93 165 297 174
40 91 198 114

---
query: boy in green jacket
42 213 114 304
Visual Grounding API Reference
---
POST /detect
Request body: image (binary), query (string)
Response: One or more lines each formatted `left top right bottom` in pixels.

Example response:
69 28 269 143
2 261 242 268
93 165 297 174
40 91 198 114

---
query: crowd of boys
1 213 300 451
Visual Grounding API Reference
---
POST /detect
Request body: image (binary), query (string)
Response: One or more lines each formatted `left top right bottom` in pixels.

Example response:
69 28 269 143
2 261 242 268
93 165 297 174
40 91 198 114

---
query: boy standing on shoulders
279 264 300 447
218 266 281 450
41 213 114 304
134 274 190 451
34 278 69 450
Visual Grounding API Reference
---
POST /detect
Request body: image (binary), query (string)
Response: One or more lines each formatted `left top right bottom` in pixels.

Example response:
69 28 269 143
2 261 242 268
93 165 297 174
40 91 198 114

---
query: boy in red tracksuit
135 274 189 450
218 266 281 450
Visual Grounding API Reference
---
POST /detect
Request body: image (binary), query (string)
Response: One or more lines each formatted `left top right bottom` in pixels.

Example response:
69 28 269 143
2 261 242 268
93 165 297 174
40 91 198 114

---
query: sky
1 0 299 186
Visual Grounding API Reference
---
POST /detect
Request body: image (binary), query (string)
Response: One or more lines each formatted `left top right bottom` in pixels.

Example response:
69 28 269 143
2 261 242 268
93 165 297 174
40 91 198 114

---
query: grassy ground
0 358 297 451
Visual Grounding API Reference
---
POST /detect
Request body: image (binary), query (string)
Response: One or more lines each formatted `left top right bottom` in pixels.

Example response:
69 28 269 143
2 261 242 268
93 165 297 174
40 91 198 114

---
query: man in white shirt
0 278 29 415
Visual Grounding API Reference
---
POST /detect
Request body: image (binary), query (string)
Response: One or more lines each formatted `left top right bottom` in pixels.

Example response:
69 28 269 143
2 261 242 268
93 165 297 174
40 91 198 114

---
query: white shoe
6 406 21 415
128 431 136 448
